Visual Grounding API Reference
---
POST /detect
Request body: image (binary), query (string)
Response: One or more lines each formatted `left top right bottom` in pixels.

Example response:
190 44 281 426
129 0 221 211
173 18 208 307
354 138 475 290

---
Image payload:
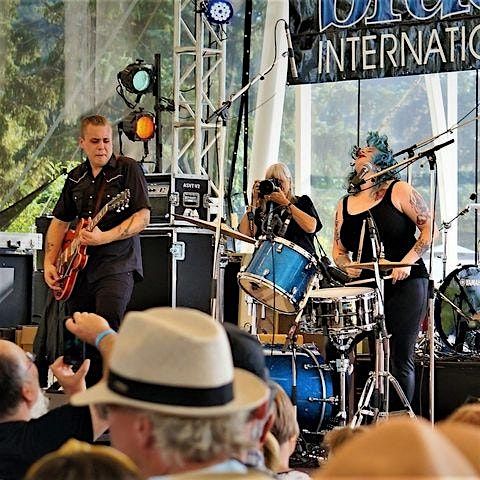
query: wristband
94 329 116 349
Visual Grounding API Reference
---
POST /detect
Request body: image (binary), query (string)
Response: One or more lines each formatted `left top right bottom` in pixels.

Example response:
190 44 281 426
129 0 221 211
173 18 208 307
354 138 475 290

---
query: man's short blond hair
80 115 110 137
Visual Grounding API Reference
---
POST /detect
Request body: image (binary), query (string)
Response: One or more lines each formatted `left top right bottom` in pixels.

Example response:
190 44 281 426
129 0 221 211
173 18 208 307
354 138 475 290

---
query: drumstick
346 275 393 286
356 219 366 263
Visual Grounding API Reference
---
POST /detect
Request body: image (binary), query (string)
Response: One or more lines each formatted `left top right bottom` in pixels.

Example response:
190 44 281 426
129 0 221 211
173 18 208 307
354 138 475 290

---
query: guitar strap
91 174 107 227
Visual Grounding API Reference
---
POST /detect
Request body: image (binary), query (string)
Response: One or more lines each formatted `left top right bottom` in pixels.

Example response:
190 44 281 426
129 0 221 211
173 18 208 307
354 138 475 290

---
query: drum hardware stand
327 329 361 427
351 215 415 427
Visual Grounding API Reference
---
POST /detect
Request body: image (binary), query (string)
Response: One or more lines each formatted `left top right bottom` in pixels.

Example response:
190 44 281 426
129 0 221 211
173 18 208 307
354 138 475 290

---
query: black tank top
340 181 428 279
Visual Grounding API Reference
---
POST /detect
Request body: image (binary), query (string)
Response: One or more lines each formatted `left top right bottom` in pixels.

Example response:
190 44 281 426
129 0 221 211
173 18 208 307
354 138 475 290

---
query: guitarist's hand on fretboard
78 224 108 246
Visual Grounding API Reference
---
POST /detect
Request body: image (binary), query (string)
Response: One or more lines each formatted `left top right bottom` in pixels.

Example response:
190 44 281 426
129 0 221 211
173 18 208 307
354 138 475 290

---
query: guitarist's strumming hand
44 262 62 292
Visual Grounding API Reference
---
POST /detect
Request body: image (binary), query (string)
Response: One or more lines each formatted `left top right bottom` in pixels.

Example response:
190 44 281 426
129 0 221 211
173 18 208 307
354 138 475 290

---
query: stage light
117 59 155 96
121 111 155 142
204 0 233 24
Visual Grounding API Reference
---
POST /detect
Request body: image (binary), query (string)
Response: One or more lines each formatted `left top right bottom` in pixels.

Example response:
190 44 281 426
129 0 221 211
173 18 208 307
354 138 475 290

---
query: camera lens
259 179 276 197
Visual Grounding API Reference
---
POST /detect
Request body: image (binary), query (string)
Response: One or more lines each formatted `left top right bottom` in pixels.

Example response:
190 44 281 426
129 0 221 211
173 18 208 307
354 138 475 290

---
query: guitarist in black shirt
43 115 150 382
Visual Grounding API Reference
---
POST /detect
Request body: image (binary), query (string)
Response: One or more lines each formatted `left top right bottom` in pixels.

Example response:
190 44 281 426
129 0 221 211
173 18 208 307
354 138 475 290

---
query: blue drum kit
237 235 382 433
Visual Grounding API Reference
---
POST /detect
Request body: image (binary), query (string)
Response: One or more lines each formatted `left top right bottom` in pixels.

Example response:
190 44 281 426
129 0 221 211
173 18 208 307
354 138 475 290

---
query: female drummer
332 131 434 404
238 163 322 256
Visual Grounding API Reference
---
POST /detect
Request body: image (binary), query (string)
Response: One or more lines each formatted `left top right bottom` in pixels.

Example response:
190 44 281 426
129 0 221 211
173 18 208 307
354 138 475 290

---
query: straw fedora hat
71 307 269 416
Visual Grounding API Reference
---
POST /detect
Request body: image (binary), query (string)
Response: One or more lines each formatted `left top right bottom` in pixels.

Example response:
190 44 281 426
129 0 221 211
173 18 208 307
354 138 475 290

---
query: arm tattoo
410 190 429 226
334 210 341 244
120 217 135 238
413 238 429 256
46 242 55 253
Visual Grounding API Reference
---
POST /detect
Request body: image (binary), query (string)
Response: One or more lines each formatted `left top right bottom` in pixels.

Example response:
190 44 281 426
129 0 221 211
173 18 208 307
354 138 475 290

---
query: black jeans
66 270 134 385
383 277 428 404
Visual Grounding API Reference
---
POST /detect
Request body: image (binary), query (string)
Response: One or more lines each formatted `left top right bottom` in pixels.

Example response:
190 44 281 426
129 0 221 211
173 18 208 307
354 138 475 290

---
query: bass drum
263 345 334 434
435 265 480 353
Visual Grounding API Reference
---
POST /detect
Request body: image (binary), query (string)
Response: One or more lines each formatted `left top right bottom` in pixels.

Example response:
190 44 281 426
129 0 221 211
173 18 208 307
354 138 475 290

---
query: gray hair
0 350 28 419
146 410 253 468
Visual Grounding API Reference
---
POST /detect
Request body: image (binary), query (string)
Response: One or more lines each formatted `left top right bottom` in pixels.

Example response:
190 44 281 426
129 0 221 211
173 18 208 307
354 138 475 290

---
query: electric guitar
53 189 130 301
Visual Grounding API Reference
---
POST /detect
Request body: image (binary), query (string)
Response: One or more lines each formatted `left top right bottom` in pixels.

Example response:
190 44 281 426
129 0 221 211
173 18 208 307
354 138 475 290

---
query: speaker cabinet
0 251 33 326
413 359 480 421
127 228 214 314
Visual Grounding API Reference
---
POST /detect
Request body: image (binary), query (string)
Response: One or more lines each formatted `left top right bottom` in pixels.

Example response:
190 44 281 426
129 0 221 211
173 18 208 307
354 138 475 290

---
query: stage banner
289 0 480 84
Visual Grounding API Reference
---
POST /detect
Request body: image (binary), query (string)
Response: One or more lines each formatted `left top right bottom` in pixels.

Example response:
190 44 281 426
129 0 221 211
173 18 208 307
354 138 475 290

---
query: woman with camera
238 163 321 256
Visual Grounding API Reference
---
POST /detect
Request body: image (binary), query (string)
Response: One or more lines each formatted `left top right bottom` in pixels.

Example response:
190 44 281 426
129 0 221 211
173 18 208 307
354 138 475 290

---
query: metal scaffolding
172 0 226 197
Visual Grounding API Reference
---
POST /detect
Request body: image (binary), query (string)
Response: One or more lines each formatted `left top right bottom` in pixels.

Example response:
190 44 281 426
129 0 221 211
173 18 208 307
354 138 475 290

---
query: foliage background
0 0 478 262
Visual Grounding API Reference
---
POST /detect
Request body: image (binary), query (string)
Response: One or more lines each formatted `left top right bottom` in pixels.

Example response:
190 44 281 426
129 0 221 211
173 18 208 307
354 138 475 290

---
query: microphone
320 256 350 285
284 24 298 79
348 163 372 194
327 265 350 285
278 216 291 237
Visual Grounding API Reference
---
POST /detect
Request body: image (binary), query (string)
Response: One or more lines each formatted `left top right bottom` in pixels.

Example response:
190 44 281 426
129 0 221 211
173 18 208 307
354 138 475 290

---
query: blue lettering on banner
319 0 477 31
289 0 480 84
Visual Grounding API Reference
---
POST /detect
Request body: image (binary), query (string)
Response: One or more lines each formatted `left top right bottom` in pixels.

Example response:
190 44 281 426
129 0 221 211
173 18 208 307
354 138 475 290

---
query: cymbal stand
351 215 415 426
439 201 472 280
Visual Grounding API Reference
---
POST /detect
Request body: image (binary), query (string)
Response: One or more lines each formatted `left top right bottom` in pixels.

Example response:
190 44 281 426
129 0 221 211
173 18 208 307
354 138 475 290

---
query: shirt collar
84 154 117 176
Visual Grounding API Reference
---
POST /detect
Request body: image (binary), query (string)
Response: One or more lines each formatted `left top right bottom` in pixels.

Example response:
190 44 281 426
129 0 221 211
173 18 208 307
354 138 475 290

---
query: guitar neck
87 204 109 232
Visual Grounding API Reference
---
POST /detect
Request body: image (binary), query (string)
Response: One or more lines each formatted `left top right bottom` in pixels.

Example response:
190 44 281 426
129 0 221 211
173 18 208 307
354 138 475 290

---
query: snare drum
238 237 317 314
263 345 334 433
303 287 377 333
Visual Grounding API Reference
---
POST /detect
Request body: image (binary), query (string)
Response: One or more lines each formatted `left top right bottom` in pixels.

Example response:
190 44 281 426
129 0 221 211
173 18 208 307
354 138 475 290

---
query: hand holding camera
259 178 281 197
258 177 289 206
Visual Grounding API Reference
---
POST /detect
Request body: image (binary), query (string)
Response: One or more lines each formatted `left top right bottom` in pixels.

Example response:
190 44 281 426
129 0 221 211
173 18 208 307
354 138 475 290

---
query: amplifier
146 173 210 225
0 232 42 251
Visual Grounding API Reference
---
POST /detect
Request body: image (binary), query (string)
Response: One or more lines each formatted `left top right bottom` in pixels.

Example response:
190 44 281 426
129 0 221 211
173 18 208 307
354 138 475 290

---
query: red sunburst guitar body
53 189 130 301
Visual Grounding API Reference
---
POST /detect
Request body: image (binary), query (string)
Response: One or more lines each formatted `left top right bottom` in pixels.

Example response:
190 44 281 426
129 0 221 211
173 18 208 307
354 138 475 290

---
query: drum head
435 265 480 353
310 286 374 300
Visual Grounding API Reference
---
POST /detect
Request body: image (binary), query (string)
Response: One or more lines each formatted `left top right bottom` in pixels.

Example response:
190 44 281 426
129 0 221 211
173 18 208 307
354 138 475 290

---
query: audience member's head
223 323 269 381
71 308 270 478
321 425 367 458
0 340 49 421
436 421 480 474
223 322 277 470
25 438 141 480
445 401 480 427
314 417 477 478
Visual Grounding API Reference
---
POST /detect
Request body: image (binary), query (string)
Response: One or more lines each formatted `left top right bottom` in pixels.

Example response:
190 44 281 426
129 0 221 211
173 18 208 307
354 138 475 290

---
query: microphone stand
206 46 287 321
367 139 454 424
426 150 438 424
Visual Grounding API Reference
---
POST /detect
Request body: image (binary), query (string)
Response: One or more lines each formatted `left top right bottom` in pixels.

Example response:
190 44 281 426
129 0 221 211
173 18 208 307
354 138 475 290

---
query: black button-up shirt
52 155 151 281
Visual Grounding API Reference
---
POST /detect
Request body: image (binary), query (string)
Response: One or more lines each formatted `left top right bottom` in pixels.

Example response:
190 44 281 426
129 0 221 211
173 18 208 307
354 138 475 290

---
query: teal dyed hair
346 131 399 192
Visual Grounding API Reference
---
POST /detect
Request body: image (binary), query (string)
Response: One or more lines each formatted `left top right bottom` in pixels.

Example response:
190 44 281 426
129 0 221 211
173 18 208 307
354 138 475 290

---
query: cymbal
346 259 416 270
173 214 256 244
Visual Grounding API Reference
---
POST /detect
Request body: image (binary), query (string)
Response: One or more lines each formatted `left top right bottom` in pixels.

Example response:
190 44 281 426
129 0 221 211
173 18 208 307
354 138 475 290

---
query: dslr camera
259 178 281 198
